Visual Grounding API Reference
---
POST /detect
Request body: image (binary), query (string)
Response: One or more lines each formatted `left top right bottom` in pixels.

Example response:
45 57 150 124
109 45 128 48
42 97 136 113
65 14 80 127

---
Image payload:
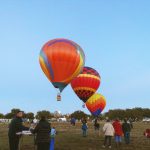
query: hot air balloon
85 93 106 117
39 38 85 101
71 66 100 103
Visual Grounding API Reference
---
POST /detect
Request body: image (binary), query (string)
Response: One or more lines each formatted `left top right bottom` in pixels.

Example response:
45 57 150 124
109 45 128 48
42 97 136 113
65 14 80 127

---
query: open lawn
0 122 150 150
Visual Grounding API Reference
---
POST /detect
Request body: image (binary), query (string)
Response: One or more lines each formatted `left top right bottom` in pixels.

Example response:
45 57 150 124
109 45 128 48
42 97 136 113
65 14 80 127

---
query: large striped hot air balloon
85 93 106 117
71 66 100 103
39 38 85 100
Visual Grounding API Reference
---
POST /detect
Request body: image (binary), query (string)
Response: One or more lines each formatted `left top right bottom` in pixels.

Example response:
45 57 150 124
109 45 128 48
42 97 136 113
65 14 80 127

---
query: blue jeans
115 135 122 142
82 130 87 137
124 132 130 144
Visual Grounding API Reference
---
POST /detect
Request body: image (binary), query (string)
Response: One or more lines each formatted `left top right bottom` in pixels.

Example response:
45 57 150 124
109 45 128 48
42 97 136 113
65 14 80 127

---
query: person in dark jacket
94 118 100 131
8 110 29 150
70 118 76 126
32 116 51 150
122 119 131 144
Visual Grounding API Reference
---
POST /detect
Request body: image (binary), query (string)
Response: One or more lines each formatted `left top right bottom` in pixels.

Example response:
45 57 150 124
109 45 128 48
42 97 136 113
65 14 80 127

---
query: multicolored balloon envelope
39 38 85 93
85 93 106 117
71 66 101 103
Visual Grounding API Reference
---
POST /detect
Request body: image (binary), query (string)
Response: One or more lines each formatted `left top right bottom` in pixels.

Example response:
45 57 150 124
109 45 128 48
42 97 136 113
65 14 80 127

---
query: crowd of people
80 117 133 149
8 111 150 150
102 118 132 149
8 111 56 150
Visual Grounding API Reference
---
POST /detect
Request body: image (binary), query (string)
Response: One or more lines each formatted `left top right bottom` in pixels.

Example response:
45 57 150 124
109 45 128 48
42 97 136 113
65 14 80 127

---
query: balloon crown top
82 66 100 77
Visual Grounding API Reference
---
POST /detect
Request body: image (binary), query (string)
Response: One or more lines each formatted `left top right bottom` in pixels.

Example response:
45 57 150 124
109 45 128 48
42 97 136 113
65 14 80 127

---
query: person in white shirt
102 119 115 149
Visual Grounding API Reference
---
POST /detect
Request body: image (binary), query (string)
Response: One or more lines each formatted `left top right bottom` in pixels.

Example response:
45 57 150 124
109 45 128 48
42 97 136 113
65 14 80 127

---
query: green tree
143 109 150 118
104 107 150 121
11 108 21 115
36 110 53 119
70 110 88 120
5 113 14 119
0 113 4 118
26 112 34 120
4 108 22 119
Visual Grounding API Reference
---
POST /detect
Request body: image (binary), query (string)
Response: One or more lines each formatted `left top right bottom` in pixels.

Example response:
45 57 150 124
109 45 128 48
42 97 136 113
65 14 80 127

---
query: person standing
128 118 133 129
71 118 76 126
81 119 88 137
31 116 51 150
122 119 131 144
102 119 114 149
94 118 100 130
112 119 123 148
94 118 100 136
8 110 29 150
50 127 56 150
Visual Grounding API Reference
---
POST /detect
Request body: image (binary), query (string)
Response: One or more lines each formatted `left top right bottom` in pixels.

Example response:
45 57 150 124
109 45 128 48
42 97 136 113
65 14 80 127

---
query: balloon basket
57 93 61 101
82 104 85 108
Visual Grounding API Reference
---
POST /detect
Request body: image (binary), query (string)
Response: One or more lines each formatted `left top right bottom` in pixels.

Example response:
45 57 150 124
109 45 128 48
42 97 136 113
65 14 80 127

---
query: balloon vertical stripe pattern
39 50 54 80
39 38 85 92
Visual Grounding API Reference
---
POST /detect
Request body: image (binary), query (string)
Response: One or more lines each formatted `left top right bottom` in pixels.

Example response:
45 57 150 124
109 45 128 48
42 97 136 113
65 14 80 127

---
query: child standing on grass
50 127 56 150
50 127 56 138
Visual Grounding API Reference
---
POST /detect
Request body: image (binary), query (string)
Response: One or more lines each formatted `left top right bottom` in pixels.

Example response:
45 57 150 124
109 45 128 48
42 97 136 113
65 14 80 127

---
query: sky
0 0 150 115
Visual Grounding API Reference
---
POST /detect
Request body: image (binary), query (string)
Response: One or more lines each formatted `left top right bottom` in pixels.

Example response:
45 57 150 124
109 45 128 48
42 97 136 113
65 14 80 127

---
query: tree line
0 109 57 120
105 108 150 120
0 107 150 121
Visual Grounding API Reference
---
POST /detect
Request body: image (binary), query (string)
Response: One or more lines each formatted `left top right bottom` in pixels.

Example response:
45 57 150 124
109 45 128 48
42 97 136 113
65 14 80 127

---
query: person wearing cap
31 116 51 150
8 110 29 150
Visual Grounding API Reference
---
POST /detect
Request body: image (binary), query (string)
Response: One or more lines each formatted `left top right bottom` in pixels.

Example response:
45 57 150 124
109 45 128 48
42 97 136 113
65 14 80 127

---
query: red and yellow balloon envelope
86 93 106 117
71 66 100 103
39 38 85 100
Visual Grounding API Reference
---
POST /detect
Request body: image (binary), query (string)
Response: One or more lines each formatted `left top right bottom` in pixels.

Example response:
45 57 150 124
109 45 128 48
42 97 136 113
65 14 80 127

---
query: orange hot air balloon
71 66 101 103
39 38 85 99
86 93 106 117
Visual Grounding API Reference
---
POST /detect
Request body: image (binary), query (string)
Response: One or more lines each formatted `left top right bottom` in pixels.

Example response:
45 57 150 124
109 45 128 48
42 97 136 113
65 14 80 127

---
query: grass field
0 122 150 150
